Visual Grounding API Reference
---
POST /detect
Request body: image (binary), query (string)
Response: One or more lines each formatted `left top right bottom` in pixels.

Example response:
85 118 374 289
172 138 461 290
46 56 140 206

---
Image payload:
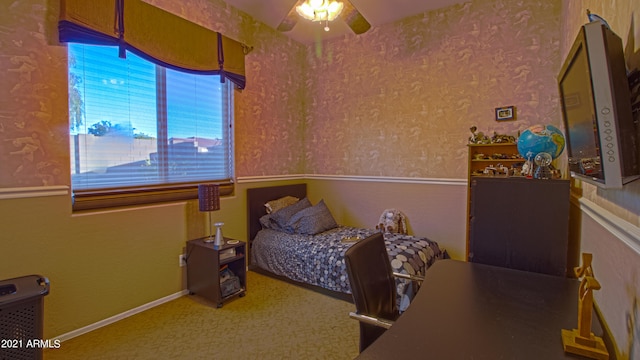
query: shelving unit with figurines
467 127 525 180
468 143 525 178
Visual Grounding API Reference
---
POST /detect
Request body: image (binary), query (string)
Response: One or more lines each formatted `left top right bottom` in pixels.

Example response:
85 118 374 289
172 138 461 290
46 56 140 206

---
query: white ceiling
223 0 468 44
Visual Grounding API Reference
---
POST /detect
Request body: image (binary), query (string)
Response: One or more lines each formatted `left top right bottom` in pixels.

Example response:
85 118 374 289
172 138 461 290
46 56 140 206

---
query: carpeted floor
44 271 360 359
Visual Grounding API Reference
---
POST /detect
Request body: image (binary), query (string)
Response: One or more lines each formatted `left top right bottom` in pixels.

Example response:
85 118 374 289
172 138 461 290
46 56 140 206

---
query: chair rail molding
0 186 69 200
572 194 640 255
238 174 466 186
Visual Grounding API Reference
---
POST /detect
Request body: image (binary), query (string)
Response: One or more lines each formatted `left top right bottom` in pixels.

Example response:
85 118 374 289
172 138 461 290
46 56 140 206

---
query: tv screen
558 21 639 189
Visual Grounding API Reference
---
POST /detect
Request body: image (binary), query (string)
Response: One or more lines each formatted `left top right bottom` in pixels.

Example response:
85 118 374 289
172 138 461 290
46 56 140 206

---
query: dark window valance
58 0 246 89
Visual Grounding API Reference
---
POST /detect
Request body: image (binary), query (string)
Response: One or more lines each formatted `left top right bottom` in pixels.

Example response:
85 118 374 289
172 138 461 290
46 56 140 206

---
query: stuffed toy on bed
376 209 408 235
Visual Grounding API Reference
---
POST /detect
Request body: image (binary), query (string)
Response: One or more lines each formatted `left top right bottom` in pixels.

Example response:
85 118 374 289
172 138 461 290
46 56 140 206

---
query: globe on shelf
517 124 566 160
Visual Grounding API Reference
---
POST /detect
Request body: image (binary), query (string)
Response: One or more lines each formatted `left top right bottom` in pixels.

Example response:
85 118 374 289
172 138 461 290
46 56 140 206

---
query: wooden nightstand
186 237 246 308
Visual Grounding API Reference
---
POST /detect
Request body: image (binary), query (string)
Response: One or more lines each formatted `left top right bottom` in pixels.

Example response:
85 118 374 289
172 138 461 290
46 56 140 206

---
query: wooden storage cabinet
466 143 524 260
468 177 570 276
186 238 246 307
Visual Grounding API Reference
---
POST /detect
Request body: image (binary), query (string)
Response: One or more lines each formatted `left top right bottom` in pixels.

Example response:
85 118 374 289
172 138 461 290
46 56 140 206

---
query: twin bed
246 183 448 309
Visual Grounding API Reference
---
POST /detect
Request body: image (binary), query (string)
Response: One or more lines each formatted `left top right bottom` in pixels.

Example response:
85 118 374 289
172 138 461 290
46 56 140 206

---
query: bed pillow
270 197 312 229
285 199 338 235
259 214 276 230
265 196 299 214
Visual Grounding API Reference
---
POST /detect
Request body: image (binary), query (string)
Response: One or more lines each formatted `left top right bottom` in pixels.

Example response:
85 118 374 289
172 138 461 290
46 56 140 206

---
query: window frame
72 182 235 211
68 44 235 211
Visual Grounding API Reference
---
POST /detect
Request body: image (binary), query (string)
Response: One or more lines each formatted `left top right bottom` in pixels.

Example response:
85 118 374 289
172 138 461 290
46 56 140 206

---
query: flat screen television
558 21 639 189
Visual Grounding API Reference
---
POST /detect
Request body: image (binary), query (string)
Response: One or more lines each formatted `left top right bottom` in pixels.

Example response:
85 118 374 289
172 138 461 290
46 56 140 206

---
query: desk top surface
357 260 603 360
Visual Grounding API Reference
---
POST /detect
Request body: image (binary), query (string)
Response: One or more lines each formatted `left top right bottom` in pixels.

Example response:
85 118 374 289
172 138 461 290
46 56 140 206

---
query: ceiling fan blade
277 0 303 32
340 0 371 34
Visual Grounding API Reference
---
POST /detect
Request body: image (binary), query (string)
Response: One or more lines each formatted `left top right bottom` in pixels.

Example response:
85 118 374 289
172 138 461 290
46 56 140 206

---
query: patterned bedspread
251 226 448 311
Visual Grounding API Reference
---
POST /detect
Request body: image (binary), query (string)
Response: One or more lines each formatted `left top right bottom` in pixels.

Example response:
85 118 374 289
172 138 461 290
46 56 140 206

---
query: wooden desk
357 260 606 359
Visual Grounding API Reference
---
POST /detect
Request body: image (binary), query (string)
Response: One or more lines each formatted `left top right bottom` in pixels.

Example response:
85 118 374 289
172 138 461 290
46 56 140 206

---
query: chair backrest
344 232 398 352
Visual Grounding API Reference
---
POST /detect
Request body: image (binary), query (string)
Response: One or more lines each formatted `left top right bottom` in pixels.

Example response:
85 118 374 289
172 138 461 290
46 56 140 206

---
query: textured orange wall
0 0 564 186
0 1 68 187
304 0 562 178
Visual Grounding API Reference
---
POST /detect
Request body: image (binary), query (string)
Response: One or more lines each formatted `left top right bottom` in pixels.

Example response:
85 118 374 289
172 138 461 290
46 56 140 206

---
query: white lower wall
304 176 468 260
571 196 640 359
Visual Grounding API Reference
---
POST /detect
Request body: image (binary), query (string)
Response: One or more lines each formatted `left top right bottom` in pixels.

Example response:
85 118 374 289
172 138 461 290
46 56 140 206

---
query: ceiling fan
277 0 371 34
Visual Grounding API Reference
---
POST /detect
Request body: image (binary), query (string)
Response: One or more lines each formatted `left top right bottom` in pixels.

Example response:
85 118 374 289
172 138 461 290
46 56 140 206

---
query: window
68 43 234 210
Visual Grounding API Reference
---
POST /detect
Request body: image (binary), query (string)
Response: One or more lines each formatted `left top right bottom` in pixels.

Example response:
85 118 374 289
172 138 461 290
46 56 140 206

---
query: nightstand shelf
186 237 246 308
220 253 244 265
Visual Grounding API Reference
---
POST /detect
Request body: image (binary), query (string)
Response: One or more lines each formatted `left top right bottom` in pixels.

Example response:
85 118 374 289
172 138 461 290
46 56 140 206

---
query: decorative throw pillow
259 214 275 230
285 199 338 235
265 196 300 214
270 197 312 229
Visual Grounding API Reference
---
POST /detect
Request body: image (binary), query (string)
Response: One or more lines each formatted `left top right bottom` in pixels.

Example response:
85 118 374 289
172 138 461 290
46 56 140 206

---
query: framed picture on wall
495 106 515 121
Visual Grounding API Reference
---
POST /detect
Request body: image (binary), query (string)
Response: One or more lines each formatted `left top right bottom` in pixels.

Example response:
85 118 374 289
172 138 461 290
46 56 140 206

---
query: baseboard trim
54 290 188 342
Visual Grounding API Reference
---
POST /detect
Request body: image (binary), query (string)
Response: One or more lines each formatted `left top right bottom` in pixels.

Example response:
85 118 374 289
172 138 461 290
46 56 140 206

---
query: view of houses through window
68 43 233 192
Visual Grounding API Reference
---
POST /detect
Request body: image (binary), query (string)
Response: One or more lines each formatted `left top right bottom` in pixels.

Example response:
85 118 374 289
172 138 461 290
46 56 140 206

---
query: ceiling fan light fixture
296 0 344 23
296 3 315 20
326 1 343 21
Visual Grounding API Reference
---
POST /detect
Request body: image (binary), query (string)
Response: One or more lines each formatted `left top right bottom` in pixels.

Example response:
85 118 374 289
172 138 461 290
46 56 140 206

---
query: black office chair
344 232 423 352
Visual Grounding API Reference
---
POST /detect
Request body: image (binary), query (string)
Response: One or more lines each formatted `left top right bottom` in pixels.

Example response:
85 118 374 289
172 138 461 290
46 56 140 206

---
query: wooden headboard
246 183 307 244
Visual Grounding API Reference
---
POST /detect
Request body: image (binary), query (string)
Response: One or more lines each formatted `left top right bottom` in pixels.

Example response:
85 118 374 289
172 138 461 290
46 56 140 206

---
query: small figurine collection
469 126 525 177
468 126 517 145
468 125 561 179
